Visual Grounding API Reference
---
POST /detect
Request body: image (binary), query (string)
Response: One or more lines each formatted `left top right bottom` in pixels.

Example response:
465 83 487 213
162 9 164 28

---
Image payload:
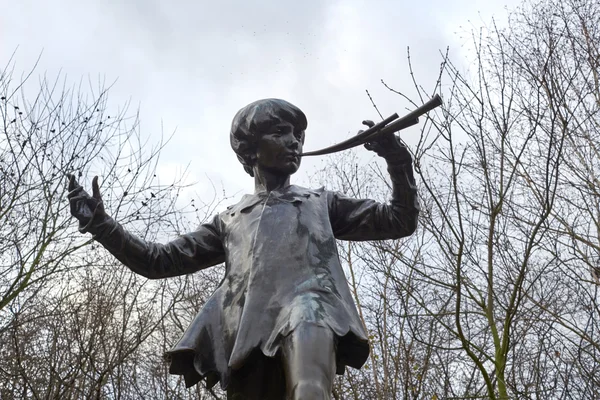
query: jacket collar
226 185 323 215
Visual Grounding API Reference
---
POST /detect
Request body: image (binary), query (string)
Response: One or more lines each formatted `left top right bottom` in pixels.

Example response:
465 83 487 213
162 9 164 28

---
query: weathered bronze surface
68 99 420 399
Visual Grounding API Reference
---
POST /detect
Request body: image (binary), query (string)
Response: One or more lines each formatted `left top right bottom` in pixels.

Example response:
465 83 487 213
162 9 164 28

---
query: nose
286 134 300 150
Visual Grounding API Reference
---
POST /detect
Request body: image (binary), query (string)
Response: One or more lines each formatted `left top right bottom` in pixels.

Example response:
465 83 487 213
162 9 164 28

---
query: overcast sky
1 0 520 209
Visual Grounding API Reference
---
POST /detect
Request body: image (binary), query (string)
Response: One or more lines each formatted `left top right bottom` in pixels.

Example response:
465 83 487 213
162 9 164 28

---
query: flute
300 94 442 157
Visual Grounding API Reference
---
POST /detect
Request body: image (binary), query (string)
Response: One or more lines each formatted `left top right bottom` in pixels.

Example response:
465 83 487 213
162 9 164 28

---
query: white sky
1 0 520 209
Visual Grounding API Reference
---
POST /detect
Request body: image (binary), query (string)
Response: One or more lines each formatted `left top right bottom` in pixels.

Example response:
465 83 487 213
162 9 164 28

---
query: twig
365 89 384 120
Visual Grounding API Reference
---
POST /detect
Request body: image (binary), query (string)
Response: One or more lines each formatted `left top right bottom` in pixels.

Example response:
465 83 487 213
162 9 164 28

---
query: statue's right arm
86 215 225 279
68 175 225 279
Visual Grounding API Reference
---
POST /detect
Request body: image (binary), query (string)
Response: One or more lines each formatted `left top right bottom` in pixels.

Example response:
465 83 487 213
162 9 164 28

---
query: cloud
1 0 518 211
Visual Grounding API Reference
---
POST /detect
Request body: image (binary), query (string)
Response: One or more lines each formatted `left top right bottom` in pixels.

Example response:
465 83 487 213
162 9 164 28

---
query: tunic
86 158 419 392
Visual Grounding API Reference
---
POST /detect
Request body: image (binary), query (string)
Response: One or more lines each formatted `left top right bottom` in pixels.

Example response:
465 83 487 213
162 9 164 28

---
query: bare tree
0 57 220 399
311 1 600 399
0 56 178 320
505 0 600 394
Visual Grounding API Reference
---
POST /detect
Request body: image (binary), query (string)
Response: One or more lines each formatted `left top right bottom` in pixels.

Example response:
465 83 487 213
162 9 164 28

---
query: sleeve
329 152 420 241
81 214 226 279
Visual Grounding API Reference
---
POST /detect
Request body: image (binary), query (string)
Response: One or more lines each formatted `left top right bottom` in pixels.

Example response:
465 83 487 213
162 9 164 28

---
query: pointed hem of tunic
165 327 369 391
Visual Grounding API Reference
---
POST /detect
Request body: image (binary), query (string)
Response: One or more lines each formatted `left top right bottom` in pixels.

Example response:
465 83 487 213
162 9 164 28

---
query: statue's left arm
329 130 420 241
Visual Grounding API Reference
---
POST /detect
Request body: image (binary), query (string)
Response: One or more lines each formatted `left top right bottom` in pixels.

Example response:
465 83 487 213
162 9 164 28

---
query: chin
287 162 301 175
263 161 301 177
277 160 300 175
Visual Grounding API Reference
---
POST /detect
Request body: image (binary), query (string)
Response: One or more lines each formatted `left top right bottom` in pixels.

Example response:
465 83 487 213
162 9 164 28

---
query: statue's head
230 98 307 177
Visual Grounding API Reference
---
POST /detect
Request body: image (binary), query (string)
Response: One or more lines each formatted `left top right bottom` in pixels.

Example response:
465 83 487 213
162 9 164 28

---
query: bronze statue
68 98 422 399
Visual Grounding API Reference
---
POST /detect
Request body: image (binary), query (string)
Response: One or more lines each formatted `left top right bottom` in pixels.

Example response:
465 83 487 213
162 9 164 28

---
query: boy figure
68 99 419 400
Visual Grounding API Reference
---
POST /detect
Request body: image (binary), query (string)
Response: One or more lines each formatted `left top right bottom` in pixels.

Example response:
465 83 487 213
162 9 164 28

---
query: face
254 121 304 176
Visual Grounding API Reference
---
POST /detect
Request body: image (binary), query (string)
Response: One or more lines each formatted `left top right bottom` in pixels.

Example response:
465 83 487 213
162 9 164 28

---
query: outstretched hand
360 120 412 163
67 175 107 229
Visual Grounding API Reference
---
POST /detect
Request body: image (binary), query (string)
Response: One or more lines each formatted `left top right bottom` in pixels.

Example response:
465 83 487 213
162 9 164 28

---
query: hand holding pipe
301 94 443 157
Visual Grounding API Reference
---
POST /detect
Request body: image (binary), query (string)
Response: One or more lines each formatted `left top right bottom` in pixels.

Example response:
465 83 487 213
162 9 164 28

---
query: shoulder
220 194 263 218
287 184 326 198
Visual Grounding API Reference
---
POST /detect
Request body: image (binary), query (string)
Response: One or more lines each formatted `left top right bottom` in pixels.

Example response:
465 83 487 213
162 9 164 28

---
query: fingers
67 175 101 199
364 132 399 155
69 195 90 212
69 194 87 218
362 120 375 128
67 174 76 192
362 120 378 152
357 120 375 136
364 141 386 155
92 176 101 200
67 175 85 199
69 194 91 203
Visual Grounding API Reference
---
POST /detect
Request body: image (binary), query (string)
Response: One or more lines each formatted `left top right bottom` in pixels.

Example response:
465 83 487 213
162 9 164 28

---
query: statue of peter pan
68 98 419 400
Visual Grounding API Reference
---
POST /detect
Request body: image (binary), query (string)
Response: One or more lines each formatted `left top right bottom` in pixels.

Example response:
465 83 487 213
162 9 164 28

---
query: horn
301 95 442 157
